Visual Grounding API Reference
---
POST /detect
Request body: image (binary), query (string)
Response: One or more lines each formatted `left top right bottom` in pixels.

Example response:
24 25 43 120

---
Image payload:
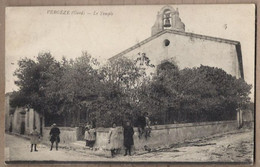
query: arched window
163 10 172 29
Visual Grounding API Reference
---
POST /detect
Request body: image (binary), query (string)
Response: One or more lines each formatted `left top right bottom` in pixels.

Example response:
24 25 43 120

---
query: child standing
49 123 60 151
30 127 40 152
144 112 151 139
84 122 91 146
108 122 120 157
123 121 134 156
86 125 96 149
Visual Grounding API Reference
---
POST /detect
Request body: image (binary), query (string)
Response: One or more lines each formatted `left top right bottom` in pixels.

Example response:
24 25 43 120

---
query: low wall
95 120 238 150
40 121 238 151
42 127 79 145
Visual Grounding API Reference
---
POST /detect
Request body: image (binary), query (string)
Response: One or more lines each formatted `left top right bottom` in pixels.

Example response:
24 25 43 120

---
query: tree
139 61 252 124
11 52 61 115
137 61 182 124
11 51 103 126
87 53 155 127
44 52 101 126
11 51 252 127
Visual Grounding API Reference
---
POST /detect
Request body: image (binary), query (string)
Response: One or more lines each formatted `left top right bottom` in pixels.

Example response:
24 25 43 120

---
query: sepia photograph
4 4 255 164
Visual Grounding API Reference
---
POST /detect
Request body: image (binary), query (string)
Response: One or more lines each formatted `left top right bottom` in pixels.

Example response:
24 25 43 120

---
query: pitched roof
109 29 240 61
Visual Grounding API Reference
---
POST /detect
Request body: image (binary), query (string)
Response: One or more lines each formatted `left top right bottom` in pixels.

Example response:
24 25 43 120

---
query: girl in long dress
108 122 120 157
85 124 96 149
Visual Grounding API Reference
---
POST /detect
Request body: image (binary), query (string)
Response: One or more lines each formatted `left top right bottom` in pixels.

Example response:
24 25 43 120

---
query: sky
5 5 255 100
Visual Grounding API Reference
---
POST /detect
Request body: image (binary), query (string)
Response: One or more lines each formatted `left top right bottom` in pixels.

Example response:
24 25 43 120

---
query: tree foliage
11 51 252 127
11 52 60 114
139 62 252 124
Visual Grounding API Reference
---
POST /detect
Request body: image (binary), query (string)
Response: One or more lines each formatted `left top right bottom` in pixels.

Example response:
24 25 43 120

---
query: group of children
29 123 61 152
88 121 134 157
29 112 151 158
85 112 151 157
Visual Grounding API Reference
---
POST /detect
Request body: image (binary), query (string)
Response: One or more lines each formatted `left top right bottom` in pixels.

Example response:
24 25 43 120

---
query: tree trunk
63 114 67 127
76 110 80 126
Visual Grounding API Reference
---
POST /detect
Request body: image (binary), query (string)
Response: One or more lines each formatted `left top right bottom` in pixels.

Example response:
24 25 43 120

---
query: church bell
164 13 171 27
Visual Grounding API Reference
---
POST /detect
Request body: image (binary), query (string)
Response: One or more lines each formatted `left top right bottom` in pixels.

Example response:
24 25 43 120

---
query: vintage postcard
5 5 255 164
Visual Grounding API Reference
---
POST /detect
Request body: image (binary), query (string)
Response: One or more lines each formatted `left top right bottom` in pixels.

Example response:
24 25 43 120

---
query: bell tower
151 6 185 36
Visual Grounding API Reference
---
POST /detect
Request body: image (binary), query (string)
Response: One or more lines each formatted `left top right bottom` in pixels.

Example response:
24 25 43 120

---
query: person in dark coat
136 111 146 138
123 121 134 156
49 123 60 151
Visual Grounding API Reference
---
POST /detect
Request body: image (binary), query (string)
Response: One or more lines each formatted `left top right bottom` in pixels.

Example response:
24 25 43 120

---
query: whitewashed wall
115 32 241 78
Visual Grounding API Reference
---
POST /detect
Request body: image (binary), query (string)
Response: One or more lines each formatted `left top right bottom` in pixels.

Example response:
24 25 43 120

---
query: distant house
5 93 44 135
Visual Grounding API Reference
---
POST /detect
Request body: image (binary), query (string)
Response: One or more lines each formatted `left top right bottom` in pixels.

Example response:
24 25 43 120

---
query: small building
5 93 44 135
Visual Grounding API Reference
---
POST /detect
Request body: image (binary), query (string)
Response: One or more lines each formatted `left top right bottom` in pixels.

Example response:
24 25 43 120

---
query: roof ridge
166 30 240 44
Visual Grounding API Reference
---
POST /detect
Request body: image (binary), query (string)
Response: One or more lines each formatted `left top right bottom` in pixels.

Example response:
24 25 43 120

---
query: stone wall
42 127 79 145
41 120 239 151
94 120 238 151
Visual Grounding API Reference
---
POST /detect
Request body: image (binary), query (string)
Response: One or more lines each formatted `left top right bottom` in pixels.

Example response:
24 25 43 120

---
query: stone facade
10 108 44 135
5 93 44 135
109 6 243 79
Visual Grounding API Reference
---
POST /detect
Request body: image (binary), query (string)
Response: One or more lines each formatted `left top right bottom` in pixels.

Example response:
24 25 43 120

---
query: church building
109 6 244 79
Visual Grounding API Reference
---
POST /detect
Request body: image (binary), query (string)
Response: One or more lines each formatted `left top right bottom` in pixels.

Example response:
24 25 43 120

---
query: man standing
49 123 60 151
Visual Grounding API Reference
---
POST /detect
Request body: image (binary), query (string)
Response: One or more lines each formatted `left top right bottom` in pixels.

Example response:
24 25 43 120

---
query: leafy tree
139 61 252 124
11 52 60 115
88 53 155 127
11 51 102 126
11 51 252 127
44 52 101 126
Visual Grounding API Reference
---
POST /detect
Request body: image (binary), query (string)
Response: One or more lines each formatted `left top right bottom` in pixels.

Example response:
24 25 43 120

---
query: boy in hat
49 123 60 151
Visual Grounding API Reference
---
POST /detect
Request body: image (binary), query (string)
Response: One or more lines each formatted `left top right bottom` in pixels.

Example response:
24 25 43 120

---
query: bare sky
5 5 255 99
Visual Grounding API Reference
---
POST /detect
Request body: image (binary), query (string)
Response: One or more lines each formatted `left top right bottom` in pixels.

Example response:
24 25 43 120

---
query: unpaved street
132 130 253 163
5 130 253 163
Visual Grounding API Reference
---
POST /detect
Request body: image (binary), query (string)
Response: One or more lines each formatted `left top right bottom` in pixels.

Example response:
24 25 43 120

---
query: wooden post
240 109 243 128
237 109 240 128
237 109 243 128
